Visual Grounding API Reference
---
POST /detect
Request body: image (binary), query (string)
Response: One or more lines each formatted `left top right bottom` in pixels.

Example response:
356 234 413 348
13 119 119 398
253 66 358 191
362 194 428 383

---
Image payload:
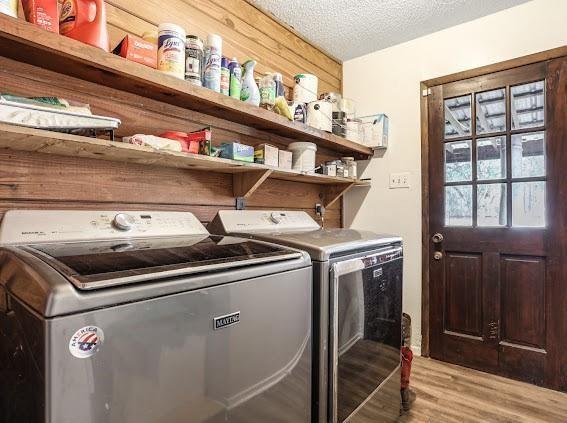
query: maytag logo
214 311 240 330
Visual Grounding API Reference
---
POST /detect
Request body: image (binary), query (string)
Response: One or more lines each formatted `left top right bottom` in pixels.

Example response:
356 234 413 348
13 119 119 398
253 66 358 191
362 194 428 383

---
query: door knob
433 251 443 261
432 233 444 244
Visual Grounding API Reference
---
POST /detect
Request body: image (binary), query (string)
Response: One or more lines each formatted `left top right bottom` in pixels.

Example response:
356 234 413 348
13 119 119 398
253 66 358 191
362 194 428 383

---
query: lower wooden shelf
0 124 370 207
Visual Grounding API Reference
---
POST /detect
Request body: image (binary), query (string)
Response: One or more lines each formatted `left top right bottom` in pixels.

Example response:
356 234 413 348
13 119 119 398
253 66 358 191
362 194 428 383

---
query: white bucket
306 101 332 132
293 74 318 103
288 142 317 173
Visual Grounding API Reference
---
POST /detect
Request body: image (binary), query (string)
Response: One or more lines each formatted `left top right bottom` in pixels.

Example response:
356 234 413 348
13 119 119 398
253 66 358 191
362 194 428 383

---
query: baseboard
410 343 422 356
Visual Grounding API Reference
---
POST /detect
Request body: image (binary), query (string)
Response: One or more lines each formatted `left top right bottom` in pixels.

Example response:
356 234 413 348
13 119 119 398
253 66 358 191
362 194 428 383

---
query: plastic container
288 142 317 174
293 74 318 103
342 157 357 179
340 98 356 119
204 34 222 92
157 23 186 79
59 0 110 51
346 118 362 143
241 60 260 106
185 35 204 83
0 0 17 17
220 57 230 95
228 58 242 100
272 72 285 97
142 31 158 45
259 73 276 110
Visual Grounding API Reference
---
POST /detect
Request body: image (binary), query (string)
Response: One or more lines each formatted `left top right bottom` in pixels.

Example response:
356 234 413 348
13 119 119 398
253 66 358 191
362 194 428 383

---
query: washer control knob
270 212 284 224
112 213 136 231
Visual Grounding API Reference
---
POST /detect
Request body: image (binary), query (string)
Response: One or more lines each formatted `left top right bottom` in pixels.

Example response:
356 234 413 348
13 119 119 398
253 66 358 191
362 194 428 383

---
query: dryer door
330 247 403 422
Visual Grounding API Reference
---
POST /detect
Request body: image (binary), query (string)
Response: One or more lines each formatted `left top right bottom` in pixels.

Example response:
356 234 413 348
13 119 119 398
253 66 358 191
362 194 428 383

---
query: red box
22 0 59 33
113 34 157 69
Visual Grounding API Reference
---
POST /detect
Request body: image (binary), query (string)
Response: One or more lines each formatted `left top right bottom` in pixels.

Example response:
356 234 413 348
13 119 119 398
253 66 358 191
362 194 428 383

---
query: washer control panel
216 210 320 234
0 210 209 244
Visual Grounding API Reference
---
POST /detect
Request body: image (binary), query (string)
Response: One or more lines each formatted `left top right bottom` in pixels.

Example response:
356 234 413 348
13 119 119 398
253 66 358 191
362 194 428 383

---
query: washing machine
0 209 313 423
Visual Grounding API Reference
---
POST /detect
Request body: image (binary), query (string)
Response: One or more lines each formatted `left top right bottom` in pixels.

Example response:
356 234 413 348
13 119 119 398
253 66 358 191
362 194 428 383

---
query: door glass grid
443 81 546 228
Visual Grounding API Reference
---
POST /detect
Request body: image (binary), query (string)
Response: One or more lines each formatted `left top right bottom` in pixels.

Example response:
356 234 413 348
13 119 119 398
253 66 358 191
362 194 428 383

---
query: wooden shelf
0 124 366 206
0 15 373 159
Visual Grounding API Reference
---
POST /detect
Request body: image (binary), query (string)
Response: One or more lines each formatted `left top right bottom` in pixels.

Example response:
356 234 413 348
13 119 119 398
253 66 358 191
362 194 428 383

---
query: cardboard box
187 127 212 156
113 34 157 69
254 144 279 167
219 142 254 162
278 150 293 170
22 0 59 33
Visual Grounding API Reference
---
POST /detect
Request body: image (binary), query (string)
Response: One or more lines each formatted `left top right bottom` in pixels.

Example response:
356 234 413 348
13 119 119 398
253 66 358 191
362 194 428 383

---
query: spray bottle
240 60 260 106
228 58 242 100
203 34 222 93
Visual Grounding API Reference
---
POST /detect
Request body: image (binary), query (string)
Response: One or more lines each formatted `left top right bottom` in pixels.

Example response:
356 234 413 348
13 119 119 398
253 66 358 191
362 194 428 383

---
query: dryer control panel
213 210 320 234
0 210 208 244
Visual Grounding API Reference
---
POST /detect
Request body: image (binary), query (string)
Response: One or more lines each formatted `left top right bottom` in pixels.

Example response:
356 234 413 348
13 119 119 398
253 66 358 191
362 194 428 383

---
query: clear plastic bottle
272 72 285 97
259 73 276 111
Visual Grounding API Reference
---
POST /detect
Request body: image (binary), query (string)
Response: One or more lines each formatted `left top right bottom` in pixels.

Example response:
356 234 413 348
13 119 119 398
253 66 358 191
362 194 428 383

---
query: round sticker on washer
69 326 104 358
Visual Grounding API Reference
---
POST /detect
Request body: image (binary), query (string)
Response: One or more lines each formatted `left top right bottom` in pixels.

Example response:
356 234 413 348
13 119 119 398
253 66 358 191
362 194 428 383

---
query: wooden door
427 57 567 390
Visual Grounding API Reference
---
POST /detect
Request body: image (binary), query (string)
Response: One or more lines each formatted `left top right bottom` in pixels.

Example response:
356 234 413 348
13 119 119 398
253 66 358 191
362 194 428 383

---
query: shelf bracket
321 183 355 209
233 169 273 199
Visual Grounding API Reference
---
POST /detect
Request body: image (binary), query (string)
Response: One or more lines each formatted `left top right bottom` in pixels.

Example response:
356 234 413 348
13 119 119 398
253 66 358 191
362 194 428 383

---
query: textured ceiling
250 0 531 61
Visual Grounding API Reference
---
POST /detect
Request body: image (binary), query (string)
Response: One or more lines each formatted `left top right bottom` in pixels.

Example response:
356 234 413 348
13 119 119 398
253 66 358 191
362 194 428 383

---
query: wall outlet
389 172 410 189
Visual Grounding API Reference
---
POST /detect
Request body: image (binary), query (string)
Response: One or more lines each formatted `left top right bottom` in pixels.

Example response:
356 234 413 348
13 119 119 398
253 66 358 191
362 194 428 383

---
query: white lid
294 74 318 80
288 142 317 152
207 34 222 49
158 23 186 37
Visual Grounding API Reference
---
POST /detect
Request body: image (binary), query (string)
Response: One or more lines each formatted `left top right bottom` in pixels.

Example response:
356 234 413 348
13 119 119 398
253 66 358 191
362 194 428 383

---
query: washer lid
24 235 302 290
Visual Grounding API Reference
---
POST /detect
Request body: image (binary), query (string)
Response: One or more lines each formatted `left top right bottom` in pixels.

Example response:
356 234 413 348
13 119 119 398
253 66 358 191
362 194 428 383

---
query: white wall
342 0 567 354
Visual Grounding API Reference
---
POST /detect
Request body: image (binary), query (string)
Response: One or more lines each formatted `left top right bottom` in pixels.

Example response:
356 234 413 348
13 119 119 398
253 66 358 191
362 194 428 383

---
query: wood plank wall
105 0 342 96
2 1 344 227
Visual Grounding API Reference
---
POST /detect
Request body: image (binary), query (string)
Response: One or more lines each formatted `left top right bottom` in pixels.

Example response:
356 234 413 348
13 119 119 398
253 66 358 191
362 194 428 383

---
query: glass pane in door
511 81 545 130
445 140 472 182
478 184 507 227
445 95 472 139
512 181 546 227
445 185 473 226
476 88 506 135
511 132 545 178
477 136 506 180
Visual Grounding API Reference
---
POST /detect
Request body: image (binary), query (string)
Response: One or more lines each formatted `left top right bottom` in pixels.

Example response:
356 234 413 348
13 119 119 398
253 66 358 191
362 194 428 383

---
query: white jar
342 157 358 179
158 23 186 79
288 142 317 173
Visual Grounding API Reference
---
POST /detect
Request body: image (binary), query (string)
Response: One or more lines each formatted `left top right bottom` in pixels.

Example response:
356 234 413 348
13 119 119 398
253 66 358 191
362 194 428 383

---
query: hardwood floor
400 356 567 423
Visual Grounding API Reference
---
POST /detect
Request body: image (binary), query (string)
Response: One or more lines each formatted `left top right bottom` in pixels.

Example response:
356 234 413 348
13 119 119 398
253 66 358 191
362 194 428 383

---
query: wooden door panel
499 343 545 386
444 253 483 336
500 256 546 348
441 334 498 372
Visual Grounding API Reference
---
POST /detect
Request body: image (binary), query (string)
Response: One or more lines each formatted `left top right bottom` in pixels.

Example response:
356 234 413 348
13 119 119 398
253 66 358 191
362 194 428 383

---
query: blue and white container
203 34 222 92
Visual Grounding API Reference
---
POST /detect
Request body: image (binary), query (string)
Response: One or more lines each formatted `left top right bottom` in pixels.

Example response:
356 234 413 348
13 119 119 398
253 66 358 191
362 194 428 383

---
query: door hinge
487 321 499 340
422 88 432 97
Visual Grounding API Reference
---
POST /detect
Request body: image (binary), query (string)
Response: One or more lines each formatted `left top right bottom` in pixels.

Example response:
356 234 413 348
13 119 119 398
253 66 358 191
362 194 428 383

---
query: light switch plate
389 172 410 189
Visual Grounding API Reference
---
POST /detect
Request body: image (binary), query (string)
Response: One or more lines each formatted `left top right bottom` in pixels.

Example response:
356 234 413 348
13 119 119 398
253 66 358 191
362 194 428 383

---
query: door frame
420 45 567 358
